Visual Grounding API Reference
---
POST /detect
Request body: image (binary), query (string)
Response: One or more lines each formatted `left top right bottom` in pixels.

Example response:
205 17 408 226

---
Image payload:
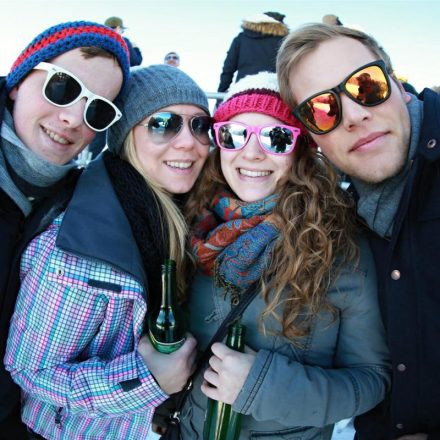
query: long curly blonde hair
186 139 358 339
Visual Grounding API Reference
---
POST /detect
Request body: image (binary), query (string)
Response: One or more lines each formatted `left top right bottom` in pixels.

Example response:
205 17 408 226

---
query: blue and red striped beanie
5 21 130 92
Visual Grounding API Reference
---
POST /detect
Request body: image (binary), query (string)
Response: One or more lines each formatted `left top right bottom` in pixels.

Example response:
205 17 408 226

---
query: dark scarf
352 94 423 237
103 151 168 309
191 191 278 294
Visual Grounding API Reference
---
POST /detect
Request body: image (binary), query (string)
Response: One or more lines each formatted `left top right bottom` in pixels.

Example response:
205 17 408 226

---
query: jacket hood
242 20 289 37
56 155 148 290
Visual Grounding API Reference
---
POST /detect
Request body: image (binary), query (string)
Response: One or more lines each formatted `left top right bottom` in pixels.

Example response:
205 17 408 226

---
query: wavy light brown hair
186 139 358 339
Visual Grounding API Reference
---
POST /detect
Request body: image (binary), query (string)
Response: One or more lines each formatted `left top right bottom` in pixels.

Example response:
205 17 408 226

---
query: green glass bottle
148 259 187 354
203 320 246 440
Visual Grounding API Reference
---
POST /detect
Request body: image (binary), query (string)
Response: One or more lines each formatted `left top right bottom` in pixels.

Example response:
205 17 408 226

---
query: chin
360 162 406 184
166 185 192 195
236 192 268 203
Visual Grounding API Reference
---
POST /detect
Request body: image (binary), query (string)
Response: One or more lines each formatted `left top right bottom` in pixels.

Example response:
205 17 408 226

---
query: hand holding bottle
201 342 256 404
138 333 197 395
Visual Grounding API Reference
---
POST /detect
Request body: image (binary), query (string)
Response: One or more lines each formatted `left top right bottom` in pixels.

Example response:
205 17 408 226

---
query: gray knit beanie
107 65 209 154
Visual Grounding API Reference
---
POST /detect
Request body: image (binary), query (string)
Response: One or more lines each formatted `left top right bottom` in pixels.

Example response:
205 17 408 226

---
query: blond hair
122 130 190 298
277 23 393 108
186 140 358 339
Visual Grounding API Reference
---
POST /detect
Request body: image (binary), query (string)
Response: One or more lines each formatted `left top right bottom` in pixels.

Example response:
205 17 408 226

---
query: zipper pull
55 407 63 428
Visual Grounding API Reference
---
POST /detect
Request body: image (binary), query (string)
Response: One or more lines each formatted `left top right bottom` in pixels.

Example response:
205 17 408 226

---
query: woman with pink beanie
179 71 390 439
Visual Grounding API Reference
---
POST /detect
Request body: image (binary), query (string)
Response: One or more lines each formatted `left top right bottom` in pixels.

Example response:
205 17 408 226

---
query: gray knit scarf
351 94 423 238
0 109 76 216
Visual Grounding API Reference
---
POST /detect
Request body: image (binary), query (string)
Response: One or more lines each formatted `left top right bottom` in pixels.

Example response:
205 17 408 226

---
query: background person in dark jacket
216 11 288 96
278 22 440 440
0 21 129 439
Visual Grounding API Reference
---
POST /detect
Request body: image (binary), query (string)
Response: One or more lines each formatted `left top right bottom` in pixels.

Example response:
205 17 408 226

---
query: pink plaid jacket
5 213 167 439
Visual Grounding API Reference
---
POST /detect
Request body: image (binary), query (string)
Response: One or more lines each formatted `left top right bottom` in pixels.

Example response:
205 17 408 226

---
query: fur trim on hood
242 16 289 37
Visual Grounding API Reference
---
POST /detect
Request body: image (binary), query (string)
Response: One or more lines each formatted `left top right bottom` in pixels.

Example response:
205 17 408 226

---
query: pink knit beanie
214 71 307 135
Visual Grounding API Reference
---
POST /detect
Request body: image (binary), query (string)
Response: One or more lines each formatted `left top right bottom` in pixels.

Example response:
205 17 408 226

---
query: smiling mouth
165 161 193 169
239 168 271 177
43 127 70 145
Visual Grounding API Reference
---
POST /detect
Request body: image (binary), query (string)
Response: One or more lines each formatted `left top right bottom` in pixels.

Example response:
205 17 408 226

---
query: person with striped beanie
0 21 129 439
4 65 211 440
179 71 390 439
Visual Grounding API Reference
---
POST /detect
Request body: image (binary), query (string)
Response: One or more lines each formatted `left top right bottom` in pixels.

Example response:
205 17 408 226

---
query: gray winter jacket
180 235 390 440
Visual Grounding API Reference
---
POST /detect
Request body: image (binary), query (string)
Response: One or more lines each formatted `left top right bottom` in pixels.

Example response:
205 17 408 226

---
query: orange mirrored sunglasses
293 60 391 135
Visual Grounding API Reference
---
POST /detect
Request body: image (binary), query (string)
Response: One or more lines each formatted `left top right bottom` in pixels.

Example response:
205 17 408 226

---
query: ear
390 73 411 104
8 85 18 101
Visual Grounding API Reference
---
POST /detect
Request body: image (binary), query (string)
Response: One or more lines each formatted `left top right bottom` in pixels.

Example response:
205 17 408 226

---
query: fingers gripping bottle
203 319 246 440
149 259 187 354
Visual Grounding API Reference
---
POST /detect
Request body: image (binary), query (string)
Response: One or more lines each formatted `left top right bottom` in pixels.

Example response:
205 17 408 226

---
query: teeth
44 128 69 145
166 161 192 169
239 169 271 177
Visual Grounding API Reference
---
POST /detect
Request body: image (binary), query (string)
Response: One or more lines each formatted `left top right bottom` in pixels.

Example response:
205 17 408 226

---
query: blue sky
1 0 439 94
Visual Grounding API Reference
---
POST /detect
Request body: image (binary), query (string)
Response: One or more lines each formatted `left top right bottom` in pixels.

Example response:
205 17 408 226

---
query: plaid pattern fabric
5 214 167 439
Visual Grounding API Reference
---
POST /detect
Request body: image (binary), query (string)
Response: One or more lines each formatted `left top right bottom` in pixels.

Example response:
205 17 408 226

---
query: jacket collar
418 88 440 161
56 155 148 288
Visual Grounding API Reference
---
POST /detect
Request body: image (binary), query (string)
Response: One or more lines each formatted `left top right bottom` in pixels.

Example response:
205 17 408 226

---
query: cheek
197 144 210 161
220 151 238 189
11 97 38 141
311 133 336 161
220 151 233 175
83 127 97 144
274 155 294 179
133 129 151 165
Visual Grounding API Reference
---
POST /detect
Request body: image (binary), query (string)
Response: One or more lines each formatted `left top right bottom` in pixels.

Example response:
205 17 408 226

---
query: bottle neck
160 259 177 308
226 320 245 351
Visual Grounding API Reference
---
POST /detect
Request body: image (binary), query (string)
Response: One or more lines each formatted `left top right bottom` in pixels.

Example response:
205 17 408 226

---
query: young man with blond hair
277 23 440 440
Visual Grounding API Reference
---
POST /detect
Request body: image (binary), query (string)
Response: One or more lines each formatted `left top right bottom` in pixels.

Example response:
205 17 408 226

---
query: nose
340 94 372 130
58 99 86 129
241 133 266 160
172 120 198 150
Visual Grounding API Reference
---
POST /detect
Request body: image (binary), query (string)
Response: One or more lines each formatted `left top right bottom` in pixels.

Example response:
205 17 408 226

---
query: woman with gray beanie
5 65 212 439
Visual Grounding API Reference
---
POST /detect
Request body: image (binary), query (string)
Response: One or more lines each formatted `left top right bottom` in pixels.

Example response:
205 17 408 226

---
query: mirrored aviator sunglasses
33 62 122 132
213 122 300 155
293 60 391 135
141 112 212 145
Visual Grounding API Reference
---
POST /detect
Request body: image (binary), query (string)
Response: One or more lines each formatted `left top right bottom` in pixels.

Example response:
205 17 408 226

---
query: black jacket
123 37 142 67
217 19 288 94
355 89 440 439
0 78 81 439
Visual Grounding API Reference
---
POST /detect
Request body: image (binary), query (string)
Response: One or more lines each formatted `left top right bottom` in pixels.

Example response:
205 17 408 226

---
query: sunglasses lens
148 112 182 142
345 64 390 105
217 123 246 150
85 99 117 131
260 126 296 154
45 72 82 105
191 116 212 145
298 92 340 134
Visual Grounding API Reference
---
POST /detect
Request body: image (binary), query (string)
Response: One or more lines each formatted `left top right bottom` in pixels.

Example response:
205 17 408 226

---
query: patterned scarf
191 191 279 293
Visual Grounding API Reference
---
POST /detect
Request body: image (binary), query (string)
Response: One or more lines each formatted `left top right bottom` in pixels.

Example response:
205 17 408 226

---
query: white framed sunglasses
33 62 122 132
